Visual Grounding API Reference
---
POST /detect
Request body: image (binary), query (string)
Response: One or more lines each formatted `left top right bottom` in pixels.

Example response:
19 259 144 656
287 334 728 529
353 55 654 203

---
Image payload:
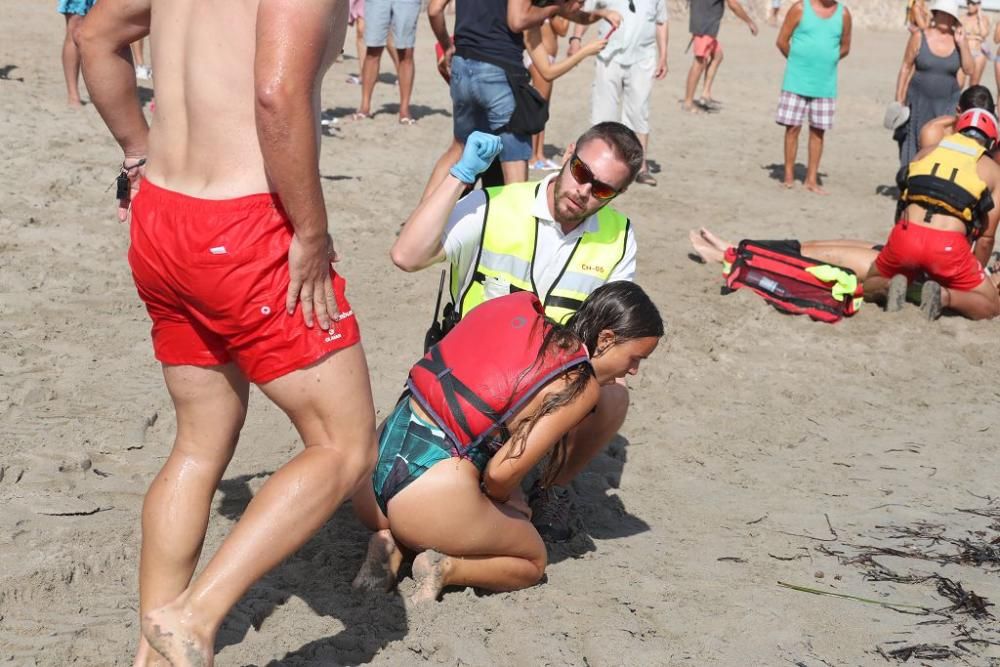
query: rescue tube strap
414 345 503 449
544 295 585 312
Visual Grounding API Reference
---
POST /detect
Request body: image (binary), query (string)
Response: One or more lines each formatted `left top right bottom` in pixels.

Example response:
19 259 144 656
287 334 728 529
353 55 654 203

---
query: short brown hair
575 122 645 184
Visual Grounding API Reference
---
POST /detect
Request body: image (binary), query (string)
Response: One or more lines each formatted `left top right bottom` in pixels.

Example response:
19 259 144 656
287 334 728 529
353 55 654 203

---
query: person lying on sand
350 283 663 603
689 227 881 278
692 226 1000 295
690 109 1000 319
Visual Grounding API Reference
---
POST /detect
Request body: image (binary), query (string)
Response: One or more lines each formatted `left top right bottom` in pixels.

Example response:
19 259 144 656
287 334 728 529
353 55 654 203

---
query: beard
553 173 596 225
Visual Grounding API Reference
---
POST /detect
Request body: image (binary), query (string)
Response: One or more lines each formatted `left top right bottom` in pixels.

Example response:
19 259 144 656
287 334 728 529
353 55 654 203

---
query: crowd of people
53 0 1000 663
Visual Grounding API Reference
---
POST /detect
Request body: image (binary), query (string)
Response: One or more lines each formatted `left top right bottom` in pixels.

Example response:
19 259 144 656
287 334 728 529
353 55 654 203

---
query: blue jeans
450 56 532 162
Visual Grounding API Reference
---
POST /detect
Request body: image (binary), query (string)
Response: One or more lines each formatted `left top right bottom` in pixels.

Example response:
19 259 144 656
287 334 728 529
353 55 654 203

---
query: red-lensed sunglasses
569 153 621 201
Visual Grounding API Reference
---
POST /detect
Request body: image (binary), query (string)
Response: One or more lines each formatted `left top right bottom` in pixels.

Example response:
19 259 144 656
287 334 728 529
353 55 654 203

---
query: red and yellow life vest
407 292 589 457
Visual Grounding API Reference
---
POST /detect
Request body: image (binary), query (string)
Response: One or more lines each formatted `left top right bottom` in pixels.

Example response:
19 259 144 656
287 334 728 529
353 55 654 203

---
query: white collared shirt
442 174 638 305
586 0 668 66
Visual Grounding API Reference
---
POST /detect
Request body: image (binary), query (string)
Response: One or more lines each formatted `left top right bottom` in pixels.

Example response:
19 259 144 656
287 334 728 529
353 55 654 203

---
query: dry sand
3 2 1000 665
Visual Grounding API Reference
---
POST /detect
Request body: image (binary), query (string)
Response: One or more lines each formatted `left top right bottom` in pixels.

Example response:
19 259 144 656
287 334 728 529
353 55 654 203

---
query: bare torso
962 10 988 50
145 0 343 199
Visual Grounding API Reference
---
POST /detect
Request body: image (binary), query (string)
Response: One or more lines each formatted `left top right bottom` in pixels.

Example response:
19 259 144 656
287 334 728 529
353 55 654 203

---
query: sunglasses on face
569 154 621 201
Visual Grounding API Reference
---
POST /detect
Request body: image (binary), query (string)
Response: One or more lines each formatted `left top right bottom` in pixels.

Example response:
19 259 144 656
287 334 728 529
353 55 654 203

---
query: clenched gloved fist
450 132 503 184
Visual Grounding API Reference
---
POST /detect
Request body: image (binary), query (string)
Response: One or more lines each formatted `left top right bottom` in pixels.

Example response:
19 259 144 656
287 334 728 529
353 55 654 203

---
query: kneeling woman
352 282 663 602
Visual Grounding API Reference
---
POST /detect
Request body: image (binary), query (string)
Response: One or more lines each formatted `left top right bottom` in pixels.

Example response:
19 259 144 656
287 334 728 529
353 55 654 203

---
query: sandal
398 116 416 125
350 111 371 121
635 171 657 186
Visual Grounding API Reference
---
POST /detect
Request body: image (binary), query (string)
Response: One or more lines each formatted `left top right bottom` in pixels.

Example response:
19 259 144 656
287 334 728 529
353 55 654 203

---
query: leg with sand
782 123 801 188
60 13 86 106
379 459 546 604
804 126 828 194
141 346 377 666
682 54 708 113
700 49 724 106
132 364 249 667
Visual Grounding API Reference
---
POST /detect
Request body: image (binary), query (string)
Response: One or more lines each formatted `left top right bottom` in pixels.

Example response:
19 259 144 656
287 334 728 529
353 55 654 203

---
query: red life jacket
407 292 590 458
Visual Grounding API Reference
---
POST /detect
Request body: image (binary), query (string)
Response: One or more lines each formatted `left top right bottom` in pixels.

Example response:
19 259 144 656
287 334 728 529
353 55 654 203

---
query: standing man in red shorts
865 108 1000 320
681 0 757 113
78 1 377 665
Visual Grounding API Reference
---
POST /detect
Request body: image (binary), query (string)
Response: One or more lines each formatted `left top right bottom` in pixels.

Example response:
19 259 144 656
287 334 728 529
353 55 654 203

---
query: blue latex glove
450 132 503 184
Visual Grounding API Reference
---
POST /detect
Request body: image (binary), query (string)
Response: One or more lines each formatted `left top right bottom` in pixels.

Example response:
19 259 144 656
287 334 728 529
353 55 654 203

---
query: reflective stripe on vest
451 181 630 324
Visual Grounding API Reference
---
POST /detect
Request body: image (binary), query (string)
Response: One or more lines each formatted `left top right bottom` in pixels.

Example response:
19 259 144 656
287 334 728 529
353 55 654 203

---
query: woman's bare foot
133 636 171 667
408 549 449 604
780 179 794 189
352 529 403 592
680 101 704 114
804 182 829 195
142 602 213 667
688 227 732 264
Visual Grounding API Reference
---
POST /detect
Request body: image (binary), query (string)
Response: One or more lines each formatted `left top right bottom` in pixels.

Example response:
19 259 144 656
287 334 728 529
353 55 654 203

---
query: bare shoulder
979 153 1000 185
918 115 953 149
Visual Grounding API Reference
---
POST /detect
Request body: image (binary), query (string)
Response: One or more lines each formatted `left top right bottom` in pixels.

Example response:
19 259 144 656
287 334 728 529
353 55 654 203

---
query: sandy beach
2 1 1000 664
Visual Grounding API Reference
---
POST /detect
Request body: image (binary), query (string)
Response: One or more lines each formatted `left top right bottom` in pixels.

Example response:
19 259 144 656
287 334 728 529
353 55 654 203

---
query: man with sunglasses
392 121 644 541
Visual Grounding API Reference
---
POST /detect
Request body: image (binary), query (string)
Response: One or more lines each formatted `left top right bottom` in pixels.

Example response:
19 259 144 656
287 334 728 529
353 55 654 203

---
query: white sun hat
929 0 961 21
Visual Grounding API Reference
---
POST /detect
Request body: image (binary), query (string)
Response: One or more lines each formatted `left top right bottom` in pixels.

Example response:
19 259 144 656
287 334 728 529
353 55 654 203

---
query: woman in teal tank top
775 0 852 193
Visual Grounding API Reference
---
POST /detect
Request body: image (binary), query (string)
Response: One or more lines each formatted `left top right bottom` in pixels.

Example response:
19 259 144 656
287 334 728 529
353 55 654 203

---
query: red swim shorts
128 179 361 384
873 220 987 292
692 35 722 59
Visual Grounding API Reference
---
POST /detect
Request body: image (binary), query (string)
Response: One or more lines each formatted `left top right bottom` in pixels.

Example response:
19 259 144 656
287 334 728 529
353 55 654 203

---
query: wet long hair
500 282 665 486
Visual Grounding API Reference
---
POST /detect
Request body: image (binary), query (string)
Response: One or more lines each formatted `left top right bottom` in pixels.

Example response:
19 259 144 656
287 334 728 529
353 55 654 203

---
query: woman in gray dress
895 0 973 167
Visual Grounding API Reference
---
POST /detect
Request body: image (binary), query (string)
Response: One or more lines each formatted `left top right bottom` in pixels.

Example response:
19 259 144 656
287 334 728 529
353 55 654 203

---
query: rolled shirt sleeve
443 189 488 291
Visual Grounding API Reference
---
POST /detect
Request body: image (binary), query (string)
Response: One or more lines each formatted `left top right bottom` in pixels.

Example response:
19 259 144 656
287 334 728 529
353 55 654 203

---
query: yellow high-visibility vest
450 181 630 324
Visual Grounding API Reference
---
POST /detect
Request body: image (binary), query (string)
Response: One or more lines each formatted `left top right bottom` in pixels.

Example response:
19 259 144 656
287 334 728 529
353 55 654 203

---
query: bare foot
986 250 1000 275
67 98 83 108
352 529 403 592
680 101 703 114
408 549 449 604
688 229 727 264
133 637 171 667
780 180 794 189
804 182 829 195
142 602 213 667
